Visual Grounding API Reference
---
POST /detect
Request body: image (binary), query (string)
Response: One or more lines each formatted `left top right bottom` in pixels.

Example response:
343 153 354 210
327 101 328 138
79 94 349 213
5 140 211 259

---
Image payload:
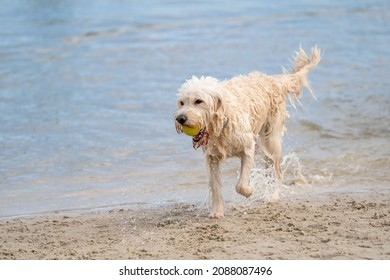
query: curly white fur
174 46 321 218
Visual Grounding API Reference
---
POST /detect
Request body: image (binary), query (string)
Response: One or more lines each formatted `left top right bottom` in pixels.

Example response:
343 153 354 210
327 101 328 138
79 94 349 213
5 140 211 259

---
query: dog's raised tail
292 45 321 74
283 46 321 105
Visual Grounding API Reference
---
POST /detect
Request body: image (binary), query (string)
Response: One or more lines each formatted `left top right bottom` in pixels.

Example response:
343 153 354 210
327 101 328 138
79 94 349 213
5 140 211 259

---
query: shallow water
0 0 389 219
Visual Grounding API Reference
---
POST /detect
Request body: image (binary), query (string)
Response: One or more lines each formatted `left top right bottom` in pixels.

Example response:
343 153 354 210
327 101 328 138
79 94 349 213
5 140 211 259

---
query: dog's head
174 76 226 149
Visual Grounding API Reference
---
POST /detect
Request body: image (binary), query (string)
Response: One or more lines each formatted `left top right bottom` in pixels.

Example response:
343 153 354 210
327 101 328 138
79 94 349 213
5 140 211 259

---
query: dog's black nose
176 114 187 125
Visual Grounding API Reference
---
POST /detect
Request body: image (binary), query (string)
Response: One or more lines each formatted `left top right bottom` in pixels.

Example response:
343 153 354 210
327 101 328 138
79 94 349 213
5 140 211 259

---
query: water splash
281 152 308 186
226 152 312 211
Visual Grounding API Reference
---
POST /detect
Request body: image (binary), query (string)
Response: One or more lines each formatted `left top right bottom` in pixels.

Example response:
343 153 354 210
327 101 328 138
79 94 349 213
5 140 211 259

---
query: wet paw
209 211 224 219
236 185 253 197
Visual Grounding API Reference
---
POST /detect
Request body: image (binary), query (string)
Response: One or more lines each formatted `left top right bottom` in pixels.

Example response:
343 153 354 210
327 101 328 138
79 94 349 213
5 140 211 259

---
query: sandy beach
1 193 389 260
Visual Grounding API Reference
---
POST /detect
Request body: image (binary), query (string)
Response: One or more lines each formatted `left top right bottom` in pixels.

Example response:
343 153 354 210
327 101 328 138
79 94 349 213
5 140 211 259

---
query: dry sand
1 193 389 260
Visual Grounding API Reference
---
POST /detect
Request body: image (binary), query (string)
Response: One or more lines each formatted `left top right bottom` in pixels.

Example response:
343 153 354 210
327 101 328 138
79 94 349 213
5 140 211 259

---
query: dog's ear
211 96 226 137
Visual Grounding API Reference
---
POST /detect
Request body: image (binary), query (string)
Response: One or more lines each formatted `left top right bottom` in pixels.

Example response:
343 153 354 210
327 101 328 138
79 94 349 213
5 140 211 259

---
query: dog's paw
209 212 224 219
236 185 253 197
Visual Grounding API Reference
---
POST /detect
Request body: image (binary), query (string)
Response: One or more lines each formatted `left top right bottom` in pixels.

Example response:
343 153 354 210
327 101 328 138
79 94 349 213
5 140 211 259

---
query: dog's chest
205 132 254 159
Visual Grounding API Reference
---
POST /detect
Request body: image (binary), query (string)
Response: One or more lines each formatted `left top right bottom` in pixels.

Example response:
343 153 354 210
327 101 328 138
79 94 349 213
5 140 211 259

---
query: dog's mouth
192 128 209 150
175 123 209 149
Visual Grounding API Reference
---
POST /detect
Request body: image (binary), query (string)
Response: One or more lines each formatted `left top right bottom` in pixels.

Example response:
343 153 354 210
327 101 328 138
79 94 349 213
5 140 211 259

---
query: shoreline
1 192 389 260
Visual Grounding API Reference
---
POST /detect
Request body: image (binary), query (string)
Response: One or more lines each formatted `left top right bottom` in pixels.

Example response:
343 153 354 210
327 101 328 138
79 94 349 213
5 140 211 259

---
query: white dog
175 47 321 218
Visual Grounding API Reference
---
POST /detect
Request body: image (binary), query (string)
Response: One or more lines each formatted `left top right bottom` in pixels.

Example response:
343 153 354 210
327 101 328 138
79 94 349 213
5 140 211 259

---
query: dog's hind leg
260 121 284 185
207 155 224 218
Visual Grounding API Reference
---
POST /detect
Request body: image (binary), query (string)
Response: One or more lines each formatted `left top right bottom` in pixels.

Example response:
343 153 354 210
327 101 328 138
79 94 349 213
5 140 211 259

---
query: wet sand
1 193 389 260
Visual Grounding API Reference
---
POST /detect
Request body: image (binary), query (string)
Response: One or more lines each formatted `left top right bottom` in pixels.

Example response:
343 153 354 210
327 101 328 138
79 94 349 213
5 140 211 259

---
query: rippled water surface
0 0 389 219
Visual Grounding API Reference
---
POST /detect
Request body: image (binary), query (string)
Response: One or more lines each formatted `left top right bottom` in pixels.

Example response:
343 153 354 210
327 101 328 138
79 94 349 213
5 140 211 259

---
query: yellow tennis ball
182 125 200 137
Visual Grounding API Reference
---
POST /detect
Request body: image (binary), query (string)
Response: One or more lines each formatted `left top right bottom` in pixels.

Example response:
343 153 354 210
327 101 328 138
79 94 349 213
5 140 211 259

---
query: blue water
1 0 389 219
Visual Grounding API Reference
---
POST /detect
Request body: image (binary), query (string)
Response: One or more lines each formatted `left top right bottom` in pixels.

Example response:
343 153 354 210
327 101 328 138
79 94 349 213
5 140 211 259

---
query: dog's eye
195 99 203 105
179 101 184 106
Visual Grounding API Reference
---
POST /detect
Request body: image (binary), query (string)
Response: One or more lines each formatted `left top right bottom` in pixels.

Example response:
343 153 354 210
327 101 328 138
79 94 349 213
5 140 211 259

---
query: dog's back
222 46 321 135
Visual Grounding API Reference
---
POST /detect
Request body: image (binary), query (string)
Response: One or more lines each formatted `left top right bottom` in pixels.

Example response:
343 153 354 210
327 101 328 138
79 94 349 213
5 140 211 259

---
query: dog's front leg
236 149 254 197
207 155 224 218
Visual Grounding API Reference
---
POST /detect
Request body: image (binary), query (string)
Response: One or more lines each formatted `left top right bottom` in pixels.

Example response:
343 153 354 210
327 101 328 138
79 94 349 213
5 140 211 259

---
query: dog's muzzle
175 118 209 149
